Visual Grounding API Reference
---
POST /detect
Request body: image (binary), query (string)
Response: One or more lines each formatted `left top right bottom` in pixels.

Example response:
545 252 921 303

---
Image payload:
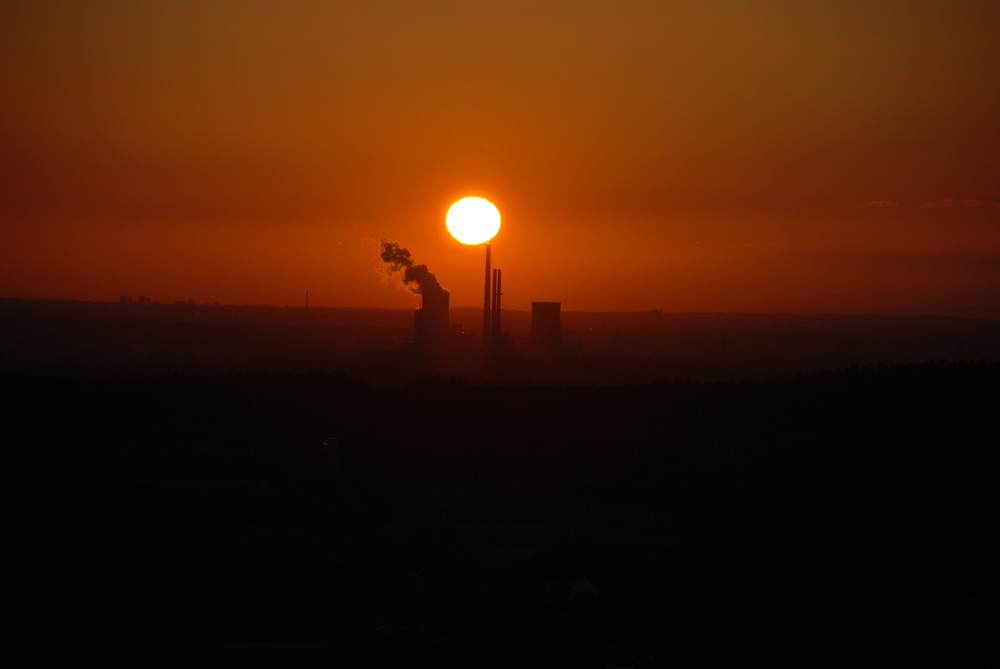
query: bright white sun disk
446 197 501 244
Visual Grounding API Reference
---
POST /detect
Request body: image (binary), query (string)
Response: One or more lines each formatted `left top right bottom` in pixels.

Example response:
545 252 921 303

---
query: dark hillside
9 363 999 666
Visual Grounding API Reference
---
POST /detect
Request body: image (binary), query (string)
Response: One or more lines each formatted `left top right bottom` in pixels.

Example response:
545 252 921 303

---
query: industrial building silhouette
413 290 451 350
412 291 564 354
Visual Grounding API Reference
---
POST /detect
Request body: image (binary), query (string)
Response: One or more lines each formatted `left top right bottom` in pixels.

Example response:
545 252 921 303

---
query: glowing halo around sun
446 197 501 245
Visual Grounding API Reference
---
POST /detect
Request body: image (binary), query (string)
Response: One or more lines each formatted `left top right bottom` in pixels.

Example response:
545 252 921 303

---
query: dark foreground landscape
10 362 999 666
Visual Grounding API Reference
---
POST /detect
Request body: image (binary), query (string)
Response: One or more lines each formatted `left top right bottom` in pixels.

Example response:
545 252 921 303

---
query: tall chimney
482 243 491 347
492 269 502 338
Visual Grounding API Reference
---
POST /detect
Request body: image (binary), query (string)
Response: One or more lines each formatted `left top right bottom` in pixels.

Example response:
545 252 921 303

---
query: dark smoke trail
403 264 443 294
380 239 445 295
380 240 412 275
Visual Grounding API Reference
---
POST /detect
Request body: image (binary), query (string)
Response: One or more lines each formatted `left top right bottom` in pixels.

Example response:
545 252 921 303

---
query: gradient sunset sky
2 0 997 311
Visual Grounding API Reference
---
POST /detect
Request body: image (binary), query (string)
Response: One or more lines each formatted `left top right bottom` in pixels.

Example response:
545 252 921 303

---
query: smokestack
529 301 562 353
492 269 502 338
482 243 491 347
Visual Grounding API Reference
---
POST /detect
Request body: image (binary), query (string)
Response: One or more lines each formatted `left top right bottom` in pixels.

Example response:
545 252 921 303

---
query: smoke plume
380 239 445 295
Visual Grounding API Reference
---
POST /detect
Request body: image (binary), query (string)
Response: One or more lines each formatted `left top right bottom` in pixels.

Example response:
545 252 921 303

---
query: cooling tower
529 301 562 352
414 290 450 349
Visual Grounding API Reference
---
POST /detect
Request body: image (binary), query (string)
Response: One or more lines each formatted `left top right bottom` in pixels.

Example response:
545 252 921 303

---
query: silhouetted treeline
4 298 1000 384
9 363 999 666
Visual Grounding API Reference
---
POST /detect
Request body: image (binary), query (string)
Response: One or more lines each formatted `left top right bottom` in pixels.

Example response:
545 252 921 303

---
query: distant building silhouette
137 296 151 305
414 290 450 349
119 295 132 305
529 301 563 353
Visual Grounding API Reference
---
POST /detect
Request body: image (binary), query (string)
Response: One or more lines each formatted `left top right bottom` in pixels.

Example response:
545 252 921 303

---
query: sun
446 197 501 245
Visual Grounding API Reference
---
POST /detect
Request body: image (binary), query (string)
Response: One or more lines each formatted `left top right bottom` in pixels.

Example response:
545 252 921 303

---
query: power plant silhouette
380 239 563 353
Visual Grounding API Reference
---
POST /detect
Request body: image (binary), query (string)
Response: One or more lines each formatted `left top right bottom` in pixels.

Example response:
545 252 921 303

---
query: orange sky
1 1 998 311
